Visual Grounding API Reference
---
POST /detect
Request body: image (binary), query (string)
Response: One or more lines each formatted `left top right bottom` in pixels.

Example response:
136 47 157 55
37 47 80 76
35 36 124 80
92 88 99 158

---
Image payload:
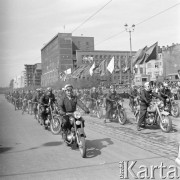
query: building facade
162 43 180 77
25 63 42 87
41 33 94 87
76 50 136 85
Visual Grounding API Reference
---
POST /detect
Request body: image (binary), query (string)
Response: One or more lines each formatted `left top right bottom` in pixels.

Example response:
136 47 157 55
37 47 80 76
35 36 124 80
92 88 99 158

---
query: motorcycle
106 99 127 125
135 100 172 133
22 99 28 115
164 97 179 117
62 111 86 158
42 103 61 135
89 97 104 119
14 98 21 110
129 96 140 113
27 100 33 115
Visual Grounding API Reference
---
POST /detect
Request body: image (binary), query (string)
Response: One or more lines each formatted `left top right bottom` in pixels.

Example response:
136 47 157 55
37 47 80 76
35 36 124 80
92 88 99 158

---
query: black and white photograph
0 0 180 179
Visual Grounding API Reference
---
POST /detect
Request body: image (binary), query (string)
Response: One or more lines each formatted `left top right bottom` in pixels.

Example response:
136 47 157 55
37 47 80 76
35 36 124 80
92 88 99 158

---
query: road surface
0 95 179 180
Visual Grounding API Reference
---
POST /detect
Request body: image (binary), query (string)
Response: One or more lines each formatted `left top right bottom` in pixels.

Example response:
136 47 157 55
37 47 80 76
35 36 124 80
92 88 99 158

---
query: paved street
0 95 180 180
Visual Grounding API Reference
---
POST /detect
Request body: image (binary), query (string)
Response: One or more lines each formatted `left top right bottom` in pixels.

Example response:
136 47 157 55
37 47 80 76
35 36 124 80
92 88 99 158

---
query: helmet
47 87 52 92
64 84 73 91
144 82 149 88
110 85 115 89
163 83 168 87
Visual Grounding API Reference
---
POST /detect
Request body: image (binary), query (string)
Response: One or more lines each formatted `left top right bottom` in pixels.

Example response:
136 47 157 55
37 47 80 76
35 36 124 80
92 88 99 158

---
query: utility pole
124 24 135 85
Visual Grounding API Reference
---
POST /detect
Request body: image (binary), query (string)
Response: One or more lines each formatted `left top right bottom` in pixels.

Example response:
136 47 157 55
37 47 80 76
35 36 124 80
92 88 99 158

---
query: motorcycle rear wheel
118 110 127 125
159 115 172 133
79 137 86 158
96 108 103 119
171 105 179 117
50 116 62 135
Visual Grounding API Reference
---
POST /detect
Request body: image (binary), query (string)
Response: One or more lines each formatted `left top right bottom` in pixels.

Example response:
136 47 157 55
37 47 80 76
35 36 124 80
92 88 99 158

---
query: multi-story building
24 63 42 87
134 43 180 85
145 54 163 81
162 43 180 77
41 33 94 87
76 50 136 85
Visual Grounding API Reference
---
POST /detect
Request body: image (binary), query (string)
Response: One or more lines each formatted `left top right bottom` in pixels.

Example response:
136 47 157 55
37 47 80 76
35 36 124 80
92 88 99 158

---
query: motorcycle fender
161 111 169 116
77 128 85 137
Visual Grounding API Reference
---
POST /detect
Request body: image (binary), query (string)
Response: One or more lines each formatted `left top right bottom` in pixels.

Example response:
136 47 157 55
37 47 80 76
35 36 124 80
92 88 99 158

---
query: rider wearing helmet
40 87 56 126
137 82 164 131
57 84 90 140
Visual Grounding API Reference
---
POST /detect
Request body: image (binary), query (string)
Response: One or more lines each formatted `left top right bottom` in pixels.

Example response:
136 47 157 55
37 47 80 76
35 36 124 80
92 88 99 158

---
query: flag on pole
107 56 114 73
89 62 95 76
64 68 71 75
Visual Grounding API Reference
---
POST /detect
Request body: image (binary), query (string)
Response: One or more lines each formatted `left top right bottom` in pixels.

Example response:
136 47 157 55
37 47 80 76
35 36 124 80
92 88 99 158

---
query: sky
0 0 180 87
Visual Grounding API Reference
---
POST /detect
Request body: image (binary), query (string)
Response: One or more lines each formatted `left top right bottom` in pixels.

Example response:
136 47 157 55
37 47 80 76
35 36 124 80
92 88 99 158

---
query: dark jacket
32 93 42 103
106 91 121 105
40 93 56 105
159 88 172 98
140 89 164 107
90 92 99 100
58 94 89 115
25 93 33 100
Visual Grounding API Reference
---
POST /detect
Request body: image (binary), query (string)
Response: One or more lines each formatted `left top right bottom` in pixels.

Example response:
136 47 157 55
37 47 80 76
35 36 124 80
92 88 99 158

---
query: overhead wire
71 0 112 33
95 2 180 47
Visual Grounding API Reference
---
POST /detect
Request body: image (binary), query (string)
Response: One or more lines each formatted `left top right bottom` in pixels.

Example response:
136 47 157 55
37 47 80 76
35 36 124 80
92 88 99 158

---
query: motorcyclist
89 87 99 111
104 85 122 123
32 88 42 119
13 90 20 108
129 85 139 112
57 84 90 140
159 83 172 107
137 82 164 131
40 87 56 126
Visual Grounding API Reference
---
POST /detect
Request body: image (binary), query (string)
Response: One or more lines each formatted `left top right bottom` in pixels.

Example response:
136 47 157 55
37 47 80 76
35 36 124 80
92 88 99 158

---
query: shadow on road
85 138 113 158
0 147 13 154
42 141 63 147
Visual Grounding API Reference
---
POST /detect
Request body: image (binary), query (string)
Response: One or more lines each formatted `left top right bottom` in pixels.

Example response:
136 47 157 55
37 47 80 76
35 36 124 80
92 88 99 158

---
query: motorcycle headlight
75 120 81 125
166 98 170 102
118 100 122 106
158 101 164 108
74 111 81 119
69 116 75 121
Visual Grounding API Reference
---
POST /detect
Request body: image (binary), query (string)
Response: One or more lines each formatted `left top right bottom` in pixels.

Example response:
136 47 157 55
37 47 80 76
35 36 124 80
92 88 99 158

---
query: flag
89 62 95 76
107 56 114 73
143 42 158 64
132 46 147 66
64 68 71 74
123 55 130 73
96 59 107 76
138 42 158 65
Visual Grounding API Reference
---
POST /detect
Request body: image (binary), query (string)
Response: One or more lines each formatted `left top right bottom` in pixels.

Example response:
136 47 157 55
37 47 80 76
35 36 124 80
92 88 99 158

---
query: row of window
82 55 130 60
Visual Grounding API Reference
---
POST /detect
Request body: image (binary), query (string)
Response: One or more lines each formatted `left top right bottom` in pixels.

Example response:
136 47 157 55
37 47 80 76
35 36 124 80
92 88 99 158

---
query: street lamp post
124 24 135 85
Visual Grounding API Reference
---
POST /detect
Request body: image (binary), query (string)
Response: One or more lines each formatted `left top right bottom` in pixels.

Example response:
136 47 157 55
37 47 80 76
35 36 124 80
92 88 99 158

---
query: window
140 68 143 74
175 75 179 79
155 62 159 68
147 63 151 68
142 78 147 82
86 42 89 46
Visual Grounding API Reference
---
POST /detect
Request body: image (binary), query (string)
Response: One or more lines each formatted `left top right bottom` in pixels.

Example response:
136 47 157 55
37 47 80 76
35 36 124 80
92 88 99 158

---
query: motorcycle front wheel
171 105 179 117
159 115 172 133
96 108 103 119
78 137 86 158
118 110 127 125
50 116 62 135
